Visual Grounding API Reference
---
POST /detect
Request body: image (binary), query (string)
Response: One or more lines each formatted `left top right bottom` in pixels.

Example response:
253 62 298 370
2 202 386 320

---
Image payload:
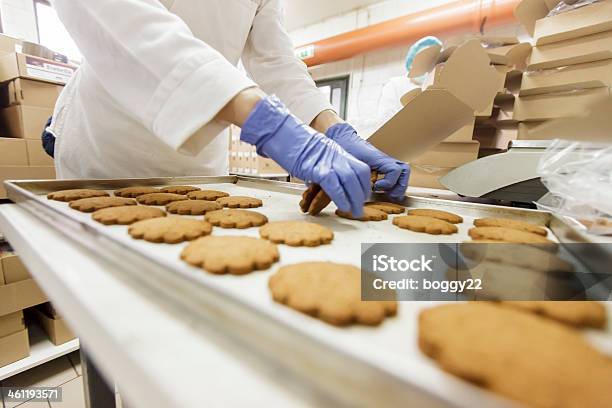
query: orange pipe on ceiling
298 0 522 67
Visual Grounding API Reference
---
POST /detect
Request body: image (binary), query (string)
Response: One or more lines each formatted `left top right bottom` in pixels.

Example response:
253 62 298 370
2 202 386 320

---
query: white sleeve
241 0 333 125
52 0 256 155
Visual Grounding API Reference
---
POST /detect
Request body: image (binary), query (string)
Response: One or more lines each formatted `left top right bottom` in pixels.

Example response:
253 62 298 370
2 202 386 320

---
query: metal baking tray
5 176 612 408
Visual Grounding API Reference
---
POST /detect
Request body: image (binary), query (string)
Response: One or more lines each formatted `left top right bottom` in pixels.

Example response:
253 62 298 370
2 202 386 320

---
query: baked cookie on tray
114 186 159 198
92 206 166 225
181 236 279 275
335 207 387 221
216 196 263 208
128 217 212 244
259 221 333 247
205 209 268 229
499 301 606 329
393 215 457 235
269 262 397 326
136 193 188 206
159 185 201 195
469 227 553 244
166 200 222 216
365 201 405 214
474 217 547 236
69 197 136 213
47 189 109 202
418 303 612 408
407 208 463 224
187 190 229 201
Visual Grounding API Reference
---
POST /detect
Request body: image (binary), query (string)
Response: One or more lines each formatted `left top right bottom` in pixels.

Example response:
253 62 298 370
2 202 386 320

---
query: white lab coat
377 75 422 122
50 0 332 179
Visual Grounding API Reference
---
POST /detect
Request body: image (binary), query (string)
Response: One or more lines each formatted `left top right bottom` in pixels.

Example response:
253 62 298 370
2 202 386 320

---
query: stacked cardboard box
0 252 48 367
0 40 76 198
228 125 288 177
33 303 76 346
514 0 612 140
369 39 507 189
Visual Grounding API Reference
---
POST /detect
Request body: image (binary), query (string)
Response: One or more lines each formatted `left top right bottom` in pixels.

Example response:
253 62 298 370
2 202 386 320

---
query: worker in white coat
48 0 410 217
378 36 442 121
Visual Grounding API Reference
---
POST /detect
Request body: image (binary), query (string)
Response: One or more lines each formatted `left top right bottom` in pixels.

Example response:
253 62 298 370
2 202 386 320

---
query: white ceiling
283 0 382 30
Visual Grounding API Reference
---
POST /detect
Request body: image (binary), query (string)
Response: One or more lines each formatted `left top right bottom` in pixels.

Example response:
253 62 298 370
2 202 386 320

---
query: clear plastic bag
537 139 612 235
547 0 601 17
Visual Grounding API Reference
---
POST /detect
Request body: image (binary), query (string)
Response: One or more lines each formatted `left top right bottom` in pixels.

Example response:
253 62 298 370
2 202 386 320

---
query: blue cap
405 36 442 73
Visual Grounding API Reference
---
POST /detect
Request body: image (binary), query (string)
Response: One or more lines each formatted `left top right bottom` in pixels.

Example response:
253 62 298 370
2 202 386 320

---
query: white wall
289 0 526 133
0 0 38 42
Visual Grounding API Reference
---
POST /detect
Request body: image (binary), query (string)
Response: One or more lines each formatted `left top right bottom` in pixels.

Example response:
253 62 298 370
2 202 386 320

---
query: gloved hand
240 96 371 216
326 123 410 201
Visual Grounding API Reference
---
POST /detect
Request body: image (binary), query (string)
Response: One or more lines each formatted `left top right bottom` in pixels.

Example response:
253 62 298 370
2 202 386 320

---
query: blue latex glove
326 123 410 201
241 96 371 216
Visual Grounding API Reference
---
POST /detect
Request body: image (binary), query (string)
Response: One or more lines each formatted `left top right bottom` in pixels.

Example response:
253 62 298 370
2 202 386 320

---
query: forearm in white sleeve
52 0 255 154
241 0 333 125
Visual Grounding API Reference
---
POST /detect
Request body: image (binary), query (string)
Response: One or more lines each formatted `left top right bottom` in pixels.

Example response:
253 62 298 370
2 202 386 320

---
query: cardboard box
26 139 53 166
0 311 24 338
0 34 21 54
0 278 47 316
410 166 454 190
0 138 27 165
1 254 30 284
0 78 63 108
521 59 612 96
0 166 56 198
0 104 53 139
473 126 518 149
370 40 499 162
0 53 77 85
534 1 612 45
0 328 29 368
253 157 286 175
34 308 76 346
513 87 610 121
411 141 480 168
487 42 532 67
528 30 612 70
444 119 475 142
517 121 549 139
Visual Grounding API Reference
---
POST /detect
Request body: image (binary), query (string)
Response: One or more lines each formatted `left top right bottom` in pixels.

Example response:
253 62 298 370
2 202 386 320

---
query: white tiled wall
288 0 526 135
0 0 38 42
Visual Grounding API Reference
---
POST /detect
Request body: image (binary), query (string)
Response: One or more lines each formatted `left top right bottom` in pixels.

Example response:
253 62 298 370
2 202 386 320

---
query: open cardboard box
411 141 480 168
513 86 610 121
521 58 612 96
473 126 518 149
410 165 454 189
515 0 612 45
33 307 76 346
528 30 612 70
369 40 499 162
0 253 47 316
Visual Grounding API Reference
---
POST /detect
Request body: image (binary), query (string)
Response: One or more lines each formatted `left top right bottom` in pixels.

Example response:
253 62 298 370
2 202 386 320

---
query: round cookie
166 200 222 215
474 218 547 236
418 303 612 408
469 227 553 244
114 186 159 198
205 209 268 229
128 217 212 244
216 196 263 208
335 207 387 221
136 193 188 206
408 208 463 224
269 262 397 326
393 215 457 235
500 301 606 329
47 189 109 202
159 185 201 195
187 190 229 201
69 197 136 213
181 236 279 275
259 221 333 247
92 206 165 225
365 201 405 214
